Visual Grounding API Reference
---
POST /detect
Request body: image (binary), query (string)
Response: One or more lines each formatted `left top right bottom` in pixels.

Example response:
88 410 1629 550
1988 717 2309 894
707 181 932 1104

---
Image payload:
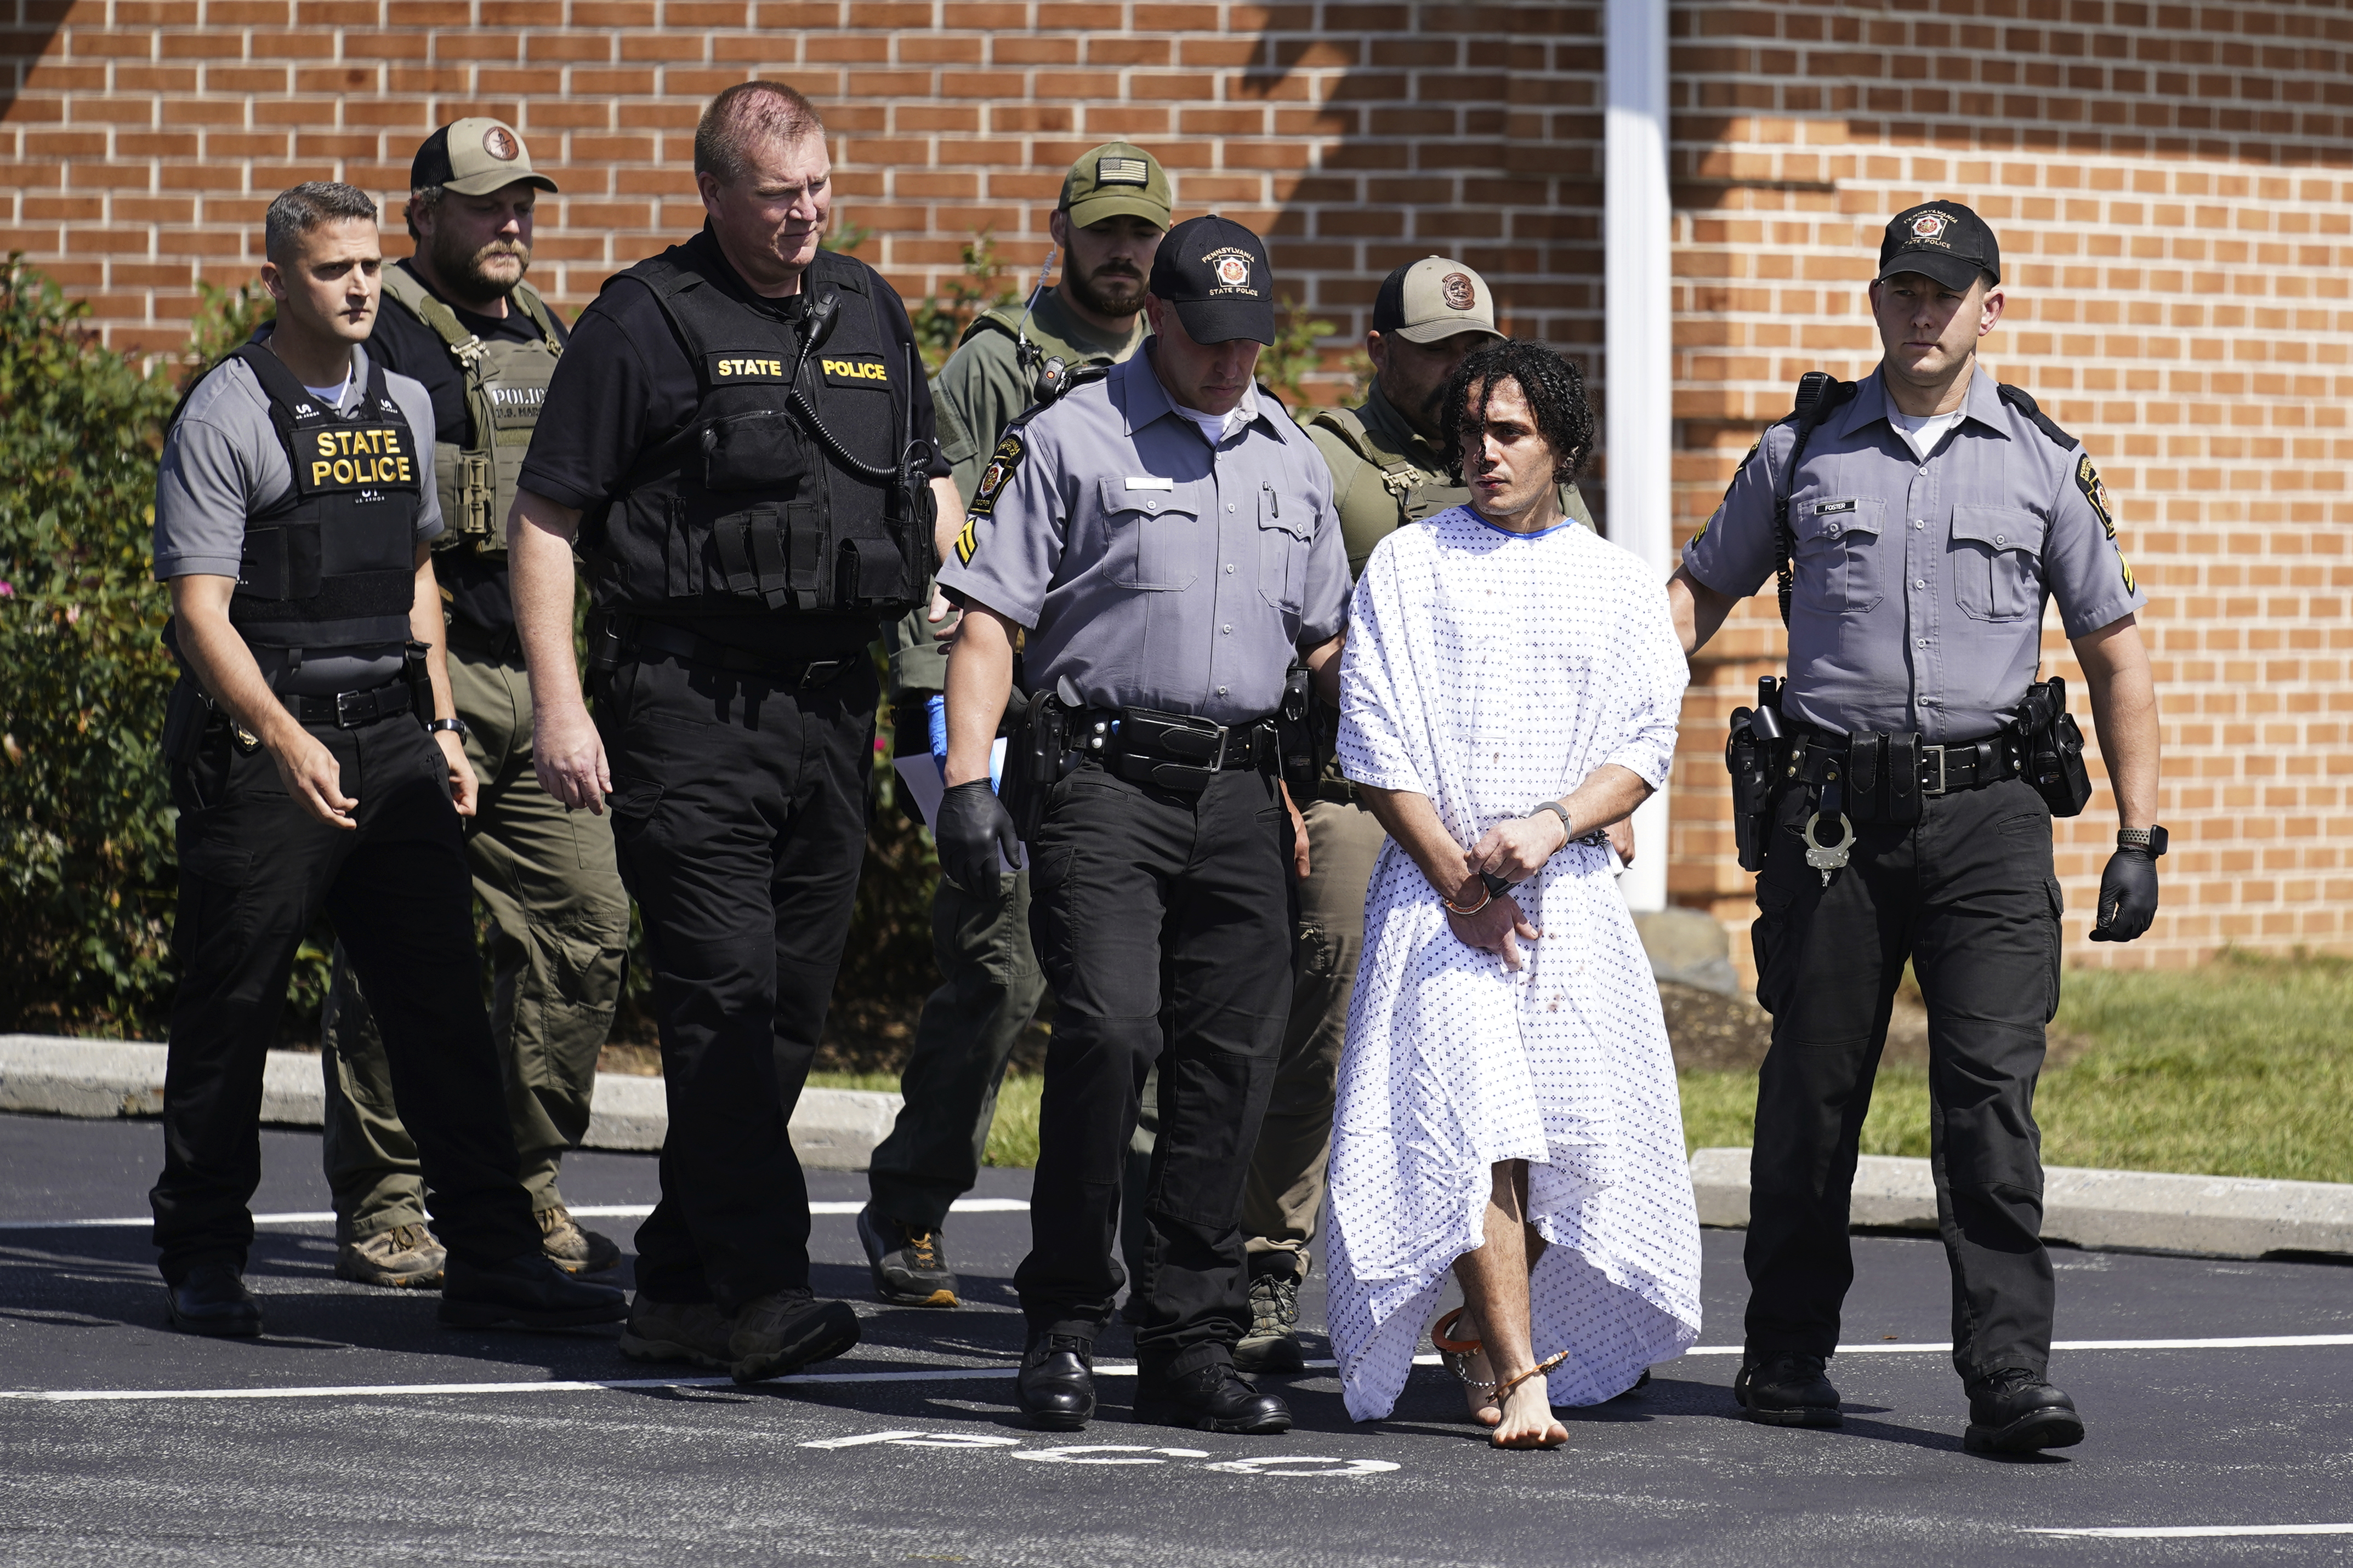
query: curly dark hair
1437 339 1597 487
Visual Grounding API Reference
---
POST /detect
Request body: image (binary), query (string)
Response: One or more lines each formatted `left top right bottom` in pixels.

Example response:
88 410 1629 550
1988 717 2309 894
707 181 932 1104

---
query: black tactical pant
1744 775 2065 1382
151 714 541 1282
598 649 876 1313
1019 759 1296 1380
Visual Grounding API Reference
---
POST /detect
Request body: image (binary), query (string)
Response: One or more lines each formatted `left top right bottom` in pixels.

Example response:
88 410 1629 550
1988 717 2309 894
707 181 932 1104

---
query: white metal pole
1607 0 1673 914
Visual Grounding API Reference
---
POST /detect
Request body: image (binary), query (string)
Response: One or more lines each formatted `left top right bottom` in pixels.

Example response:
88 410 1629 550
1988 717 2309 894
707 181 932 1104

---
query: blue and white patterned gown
1326 506 1704 1423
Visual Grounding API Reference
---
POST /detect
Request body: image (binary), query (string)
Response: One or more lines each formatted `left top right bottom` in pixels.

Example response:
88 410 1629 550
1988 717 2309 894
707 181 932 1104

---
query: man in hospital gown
1326 339 1703 1446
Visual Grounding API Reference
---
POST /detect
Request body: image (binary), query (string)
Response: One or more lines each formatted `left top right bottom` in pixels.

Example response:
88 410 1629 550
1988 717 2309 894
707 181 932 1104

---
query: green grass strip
819 953 2351 1182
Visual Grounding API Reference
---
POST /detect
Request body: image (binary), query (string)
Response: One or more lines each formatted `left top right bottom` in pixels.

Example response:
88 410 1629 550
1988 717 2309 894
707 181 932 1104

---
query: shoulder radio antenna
1014 244 1059 356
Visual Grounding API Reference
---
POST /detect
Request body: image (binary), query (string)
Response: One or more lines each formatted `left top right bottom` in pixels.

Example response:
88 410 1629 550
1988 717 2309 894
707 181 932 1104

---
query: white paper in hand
894 740 1018 874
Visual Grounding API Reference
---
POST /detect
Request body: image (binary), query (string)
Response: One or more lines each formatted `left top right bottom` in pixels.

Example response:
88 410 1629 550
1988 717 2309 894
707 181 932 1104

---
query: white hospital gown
1326 507 1704 1423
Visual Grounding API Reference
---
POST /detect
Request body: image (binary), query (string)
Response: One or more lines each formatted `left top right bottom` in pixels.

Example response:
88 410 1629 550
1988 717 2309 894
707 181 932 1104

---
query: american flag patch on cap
1096 156 1150 186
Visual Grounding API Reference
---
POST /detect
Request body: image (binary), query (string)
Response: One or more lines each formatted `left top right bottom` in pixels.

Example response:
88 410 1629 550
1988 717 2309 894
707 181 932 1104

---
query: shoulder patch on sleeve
2074 451 2117 540
1693 435 1764 543
1997 382 2077 450
967 432 1024 520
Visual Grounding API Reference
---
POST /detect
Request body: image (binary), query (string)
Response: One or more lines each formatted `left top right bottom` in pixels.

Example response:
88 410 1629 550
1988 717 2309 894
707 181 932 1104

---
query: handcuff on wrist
1442 803 1582 917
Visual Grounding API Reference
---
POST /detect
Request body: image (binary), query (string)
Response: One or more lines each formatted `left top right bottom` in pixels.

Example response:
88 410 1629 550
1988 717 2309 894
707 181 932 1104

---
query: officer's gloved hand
2089 847 2159 942
935 779 1022 892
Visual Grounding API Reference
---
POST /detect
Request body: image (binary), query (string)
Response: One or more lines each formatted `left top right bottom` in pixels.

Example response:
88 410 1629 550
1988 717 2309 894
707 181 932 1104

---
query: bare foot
1490 1371 1569 1450
1435 1306 1501 1427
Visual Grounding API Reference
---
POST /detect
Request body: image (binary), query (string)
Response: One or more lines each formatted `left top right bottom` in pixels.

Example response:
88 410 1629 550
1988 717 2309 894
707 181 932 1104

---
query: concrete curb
1689 1147 2353 1261
0 1034 902 1172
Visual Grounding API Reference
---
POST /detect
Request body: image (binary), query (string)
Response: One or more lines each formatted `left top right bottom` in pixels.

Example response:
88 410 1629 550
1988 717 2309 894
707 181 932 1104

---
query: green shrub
0 258 187 1034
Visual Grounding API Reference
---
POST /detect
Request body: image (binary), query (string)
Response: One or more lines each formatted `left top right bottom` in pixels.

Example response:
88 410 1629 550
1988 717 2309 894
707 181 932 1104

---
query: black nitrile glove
2089 847 2159 942
936 778 1021 891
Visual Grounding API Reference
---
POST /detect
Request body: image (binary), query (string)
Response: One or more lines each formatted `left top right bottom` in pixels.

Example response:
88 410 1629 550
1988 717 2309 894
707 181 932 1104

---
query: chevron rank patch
970 433 1024 518
953 514 981 566
2076 452 2116 539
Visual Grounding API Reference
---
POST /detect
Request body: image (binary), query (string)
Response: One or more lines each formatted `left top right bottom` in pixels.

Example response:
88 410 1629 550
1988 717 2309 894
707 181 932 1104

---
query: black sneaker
856 1205 958 1308
1734 1350 1843 1428
1964 1367 2085 1455
438 1251 629 1331
1233 1259 1305 1374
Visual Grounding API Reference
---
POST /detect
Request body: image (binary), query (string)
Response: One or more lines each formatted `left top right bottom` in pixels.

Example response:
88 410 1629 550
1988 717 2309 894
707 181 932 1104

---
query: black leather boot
1964 1367 2085 1454
164 1265 262 1338
1018 1333 1096 1431
438 1250 629 1330
1735 1350 1843 1428
1134 1364 1292 1435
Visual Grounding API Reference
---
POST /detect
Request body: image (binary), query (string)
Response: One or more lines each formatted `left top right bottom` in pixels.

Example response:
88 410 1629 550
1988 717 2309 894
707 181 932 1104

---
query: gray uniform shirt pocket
1098 476 1200 590
1951 505 2048 623
1797 495 1886 614
1257 481 1312 611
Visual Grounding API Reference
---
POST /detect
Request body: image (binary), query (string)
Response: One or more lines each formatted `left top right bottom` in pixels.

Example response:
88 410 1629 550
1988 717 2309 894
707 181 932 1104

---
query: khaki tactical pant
1242 797 1385 1273
320 647 632 1238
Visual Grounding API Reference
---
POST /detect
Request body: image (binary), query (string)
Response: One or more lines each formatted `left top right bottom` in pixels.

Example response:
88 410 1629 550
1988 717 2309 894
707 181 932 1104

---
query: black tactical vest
586 231 931 624
226 344 423 653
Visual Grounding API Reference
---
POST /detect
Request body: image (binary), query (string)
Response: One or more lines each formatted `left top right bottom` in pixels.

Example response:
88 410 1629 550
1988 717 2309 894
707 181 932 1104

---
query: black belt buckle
798 657 847 689
333 688 372 728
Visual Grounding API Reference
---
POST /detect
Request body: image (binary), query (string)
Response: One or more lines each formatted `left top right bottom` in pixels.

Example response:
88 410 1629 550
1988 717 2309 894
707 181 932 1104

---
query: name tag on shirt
1816 498 1856 514
1124 476 1173 491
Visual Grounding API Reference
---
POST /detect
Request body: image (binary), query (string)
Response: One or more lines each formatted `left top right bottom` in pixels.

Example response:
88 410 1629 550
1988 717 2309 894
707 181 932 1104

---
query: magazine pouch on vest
379 265 562 554
226 344 422 653
590 235 928 622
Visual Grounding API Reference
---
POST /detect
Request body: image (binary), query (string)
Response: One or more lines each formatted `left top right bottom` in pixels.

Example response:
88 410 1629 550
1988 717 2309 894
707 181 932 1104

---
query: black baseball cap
1877 200 1998 290
1147 214 1275 346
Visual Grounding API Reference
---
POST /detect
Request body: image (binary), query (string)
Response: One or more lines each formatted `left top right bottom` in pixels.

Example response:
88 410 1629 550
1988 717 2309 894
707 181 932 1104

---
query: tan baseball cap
1060 141 1172 229
411 117 558 197
1372 255 1501 344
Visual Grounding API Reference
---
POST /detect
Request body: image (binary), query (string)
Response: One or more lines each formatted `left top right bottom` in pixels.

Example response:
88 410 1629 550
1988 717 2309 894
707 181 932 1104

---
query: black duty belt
443 618 521 662
1799 729 2019 797
1072 706 1278 794
281 680 413 729
628 619 860 689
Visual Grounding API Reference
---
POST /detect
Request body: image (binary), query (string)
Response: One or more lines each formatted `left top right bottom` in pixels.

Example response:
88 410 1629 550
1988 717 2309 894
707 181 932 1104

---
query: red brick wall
1669 1 2353 975
0 0 1607 366
4 0 2347 973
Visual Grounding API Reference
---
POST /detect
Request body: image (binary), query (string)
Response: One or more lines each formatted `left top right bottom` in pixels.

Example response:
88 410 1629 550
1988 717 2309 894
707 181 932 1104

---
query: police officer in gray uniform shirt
147 181 624 1339
1672 201 2163 1456
935 215 1350 1435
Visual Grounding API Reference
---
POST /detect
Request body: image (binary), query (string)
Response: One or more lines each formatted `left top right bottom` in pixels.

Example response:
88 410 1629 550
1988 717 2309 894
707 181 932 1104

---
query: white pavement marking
2028 1525 2353 1539
1677 1336 2353 1355
0 1198 1029 1231
4 1335 2346 1406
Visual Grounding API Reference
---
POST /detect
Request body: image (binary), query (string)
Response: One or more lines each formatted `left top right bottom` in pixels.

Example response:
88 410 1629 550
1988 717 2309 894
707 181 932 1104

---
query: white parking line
0 1198 1030 1231
3 1335 2345 1405
2028 1524 2353 1539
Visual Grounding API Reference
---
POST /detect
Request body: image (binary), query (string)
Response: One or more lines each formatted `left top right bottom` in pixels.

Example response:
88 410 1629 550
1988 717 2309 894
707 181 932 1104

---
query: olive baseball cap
411 117 558 197
1060 141 1172 229
1148 214 1274 345
1372 255 1502 344
1877 200 1998 290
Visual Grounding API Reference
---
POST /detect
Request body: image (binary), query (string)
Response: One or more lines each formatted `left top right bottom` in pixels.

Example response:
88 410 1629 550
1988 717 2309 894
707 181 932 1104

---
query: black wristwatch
2116 826 2168 858
428 717 470 740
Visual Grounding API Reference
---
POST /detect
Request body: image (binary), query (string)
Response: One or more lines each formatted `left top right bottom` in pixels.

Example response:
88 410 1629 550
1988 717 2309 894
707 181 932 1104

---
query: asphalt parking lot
2 1110 2349 1566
